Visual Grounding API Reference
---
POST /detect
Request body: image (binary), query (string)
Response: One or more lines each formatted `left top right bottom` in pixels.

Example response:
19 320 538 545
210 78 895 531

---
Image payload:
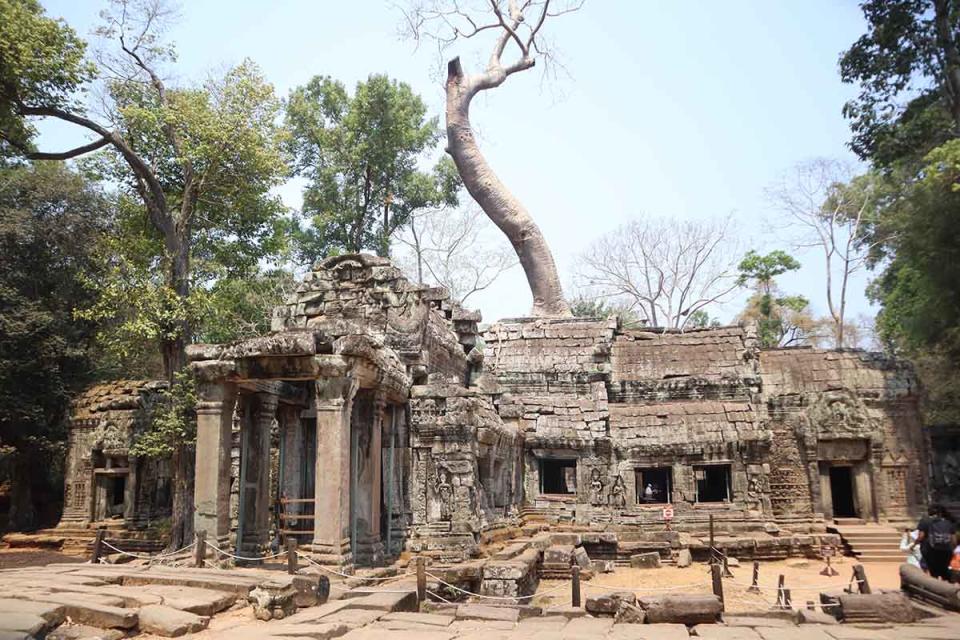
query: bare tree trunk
445 58 570 317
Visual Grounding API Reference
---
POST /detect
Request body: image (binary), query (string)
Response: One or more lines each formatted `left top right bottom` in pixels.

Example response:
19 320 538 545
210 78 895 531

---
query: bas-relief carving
589 468 605 506
609 474 627 508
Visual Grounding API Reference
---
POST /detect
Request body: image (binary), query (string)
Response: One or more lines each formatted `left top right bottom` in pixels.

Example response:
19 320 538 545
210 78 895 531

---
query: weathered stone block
585 591 636 616
630 552 662 568
292 573 330 607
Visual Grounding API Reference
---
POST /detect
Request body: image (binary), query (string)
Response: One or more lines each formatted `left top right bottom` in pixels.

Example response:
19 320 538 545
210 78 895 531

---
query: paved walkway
0 562 957 640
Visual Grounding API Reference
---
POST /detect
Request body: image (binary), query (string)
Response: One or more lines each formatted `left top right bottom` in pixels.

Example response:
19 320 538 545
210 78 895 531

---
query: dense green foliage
285 74 459 262
0 162 109 528
841 1 960 422
736 250 811 347
0 0 94 156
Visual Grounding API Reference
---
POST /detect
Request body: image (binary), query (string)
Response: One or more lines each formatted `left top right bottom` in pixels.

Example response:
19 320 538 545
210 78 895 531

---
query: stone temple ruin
55 254 933 571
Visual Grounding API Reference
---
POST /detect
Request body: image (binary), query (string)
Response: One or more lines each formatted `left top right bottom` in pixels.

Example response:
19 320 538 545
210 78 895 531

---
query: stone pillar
245 392 277 554
363 392 385 560
194 382 237 543
123 458 137 525
311 366 356 568
854 461 875 521
279 405 303 500
819 464 832 519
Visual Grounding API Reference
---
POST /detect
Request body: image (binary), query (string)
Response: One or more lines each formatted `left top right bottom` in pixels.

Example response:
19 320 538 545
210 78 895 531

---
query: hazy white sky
38 0 872 326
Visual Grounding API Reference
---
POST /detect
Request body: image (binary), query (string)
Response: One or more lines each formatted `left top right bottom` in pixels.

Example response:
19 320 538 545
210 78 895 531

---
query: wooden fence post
776 574 786 609
748 560 760 593
416 557 426 604
286 538 297 575
711 562 724 610
91 528 106 564
194 530 206 568
571 565 581 607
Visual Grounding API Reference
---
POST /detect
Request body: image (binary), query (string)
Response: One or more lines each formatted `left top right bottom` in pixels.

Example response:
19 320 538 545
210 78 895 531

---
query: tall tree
575 216 740 330
0 0 289 547
766 158 875 348
0 162 109 530
840 0 960 166
285 74 458 263
403 1 584 317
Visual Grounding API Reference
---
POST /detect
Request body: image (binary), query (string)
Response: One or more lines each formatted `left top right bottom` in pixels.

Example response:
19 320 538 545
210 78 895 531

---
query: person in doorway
900 527 923 568
917 505 957 581
644 483 654 501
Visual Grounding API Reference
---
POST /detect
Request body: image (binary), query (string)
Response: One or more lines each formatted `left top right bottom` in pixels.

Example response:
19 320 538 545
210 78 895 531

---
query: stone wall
61 380 170 529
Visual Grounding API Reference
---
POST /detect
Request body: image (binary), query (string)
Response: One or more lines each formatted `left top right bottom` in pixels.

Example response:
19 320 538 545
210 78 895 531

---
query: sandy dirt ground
0 548 84 569
532 556 904 613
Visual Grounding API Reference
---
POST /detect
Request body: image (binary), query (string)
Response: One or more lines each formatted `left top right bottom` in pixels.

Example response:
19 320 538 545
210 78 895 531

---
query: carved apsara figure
589 468 605 506
435 467 454 520
610 474 627 508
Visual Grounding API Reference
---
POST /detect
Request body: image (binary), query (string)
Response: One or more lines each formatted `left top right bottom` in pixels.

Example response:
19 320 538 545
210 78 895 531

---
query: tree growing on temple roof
402 0 585 317
285 74 460 263
0 0 289 547
736 250 816 348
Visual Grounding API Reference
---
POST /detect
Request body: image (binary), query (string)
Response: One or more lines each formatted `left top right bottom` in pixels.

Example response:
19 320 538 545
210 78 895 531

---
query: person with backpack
917 505 957 581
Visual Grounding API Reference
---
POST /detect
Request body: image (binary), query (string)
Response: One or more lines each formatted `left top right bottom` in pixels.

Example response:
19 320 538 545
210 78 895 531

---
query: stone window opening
539 459 577 495
636 467 671 504
694 464 731 503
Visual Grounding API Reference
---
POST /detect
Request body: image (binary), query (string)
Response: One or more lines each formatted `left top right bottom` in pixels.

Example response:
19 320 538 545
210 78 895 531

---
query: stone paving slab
0 612 49 637
0 631 32 640
560 616 615 638
0 597 66 625
756 627 835 640
319 609 386 628
282 599 353 624
450 619 517 631
456 604 521 623
340 591 417 613
380 612 455 627
339 628 455 640
137 604 209 637
820 626 895 640
227 622 350 639
0 592 137 629
608 623 689 639
694 626 763 640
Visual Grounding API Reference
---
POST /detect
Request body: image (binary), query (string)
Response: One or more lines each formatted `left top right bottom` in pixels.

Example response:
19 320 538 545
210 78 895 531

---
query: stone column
248 392 278 553
819 464 832 519
364 392 385 560
279 405 303 500
311 364 356 568
194 382 237 542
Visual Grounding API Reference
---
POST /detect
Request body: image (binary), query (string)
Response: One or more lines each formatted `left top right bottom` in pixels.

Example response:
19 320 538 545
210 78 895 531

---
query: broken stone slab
639 594 722 625
797 609 839 625
677 548 693 568
340 590 417 613
629 552 662 568
723 615 795 627
380 612 454 627
616 602 646 624
454 603 520 623
334 628 453 640
135 585 237 615
572 546 591 570
0 613 49 637
137 604 209 637
2 594 137 629
543 544 574 565
585 591 636 616
0 597 65 625
280 599 352 624
838 592 917 624
47 624 126 640
541 605 587 618
317 608 386 628
562 616 615 636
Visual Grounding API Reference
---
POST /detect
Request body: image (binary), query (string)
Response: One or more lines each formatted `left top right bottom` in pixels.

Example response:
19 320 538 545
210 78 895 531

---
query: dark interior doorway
540 459 577 495
829 466 857 518
694 464 731 503
636 467 672 504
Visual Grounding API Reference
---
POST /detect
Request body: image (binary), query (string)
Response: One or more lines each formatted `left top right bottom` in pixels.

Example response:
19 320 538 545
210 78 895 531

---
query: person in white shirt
901 527 923 568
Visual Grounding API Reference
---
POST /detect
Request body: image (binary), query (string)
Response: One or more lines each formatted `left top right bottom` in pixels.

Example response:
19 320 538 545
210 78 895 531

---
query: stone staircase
829 520 905 563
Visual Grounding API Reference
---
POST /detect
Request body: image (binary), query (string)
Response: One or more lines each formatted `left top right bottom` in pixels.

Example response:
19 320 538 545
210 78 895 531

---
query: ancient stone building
59 381 171 530
56 254 931 566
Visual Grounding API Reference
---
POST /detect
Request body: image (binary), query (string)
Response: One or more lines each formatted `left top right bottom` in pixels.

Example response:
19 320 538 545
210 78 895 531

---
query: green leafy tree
0 162 109 530
0 0 290 547
569 295 646 329
736 250 810 347
285 74 459 262
839 0 960 167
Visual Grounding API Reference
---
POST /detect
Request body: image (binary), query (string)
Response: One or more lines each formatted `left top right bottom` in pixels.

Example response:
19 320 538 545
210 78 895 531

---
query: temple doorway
829 466 857 518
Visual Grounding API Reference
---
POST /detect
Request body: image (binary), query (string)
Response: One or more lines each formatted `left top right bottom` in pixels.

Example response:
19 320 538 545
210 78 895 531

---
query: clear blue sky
38 0 871 327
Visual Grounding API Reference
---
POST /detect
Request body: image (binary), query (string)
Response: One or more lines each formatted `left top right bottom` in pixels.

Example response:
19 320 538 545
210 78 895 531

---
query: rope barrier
206 541 287 562
424 571 568 602
426 590 455 604
100 539 196 561
726 578 864 593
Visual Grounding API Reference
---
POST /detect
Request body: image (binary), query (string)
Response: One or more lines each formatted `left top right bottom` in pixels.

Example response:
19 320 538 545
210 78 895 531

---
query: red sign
662 506 674 520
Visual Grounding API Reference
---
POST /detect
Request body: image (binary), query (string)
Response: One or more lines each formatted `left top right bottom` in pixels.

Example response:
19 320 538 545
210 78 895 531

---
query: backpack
929 518 955 551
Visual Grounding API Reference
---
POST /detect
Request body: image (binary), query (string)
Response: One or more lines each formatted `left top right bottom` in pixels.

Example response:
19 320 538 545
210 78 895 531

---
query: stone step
855 554 908 563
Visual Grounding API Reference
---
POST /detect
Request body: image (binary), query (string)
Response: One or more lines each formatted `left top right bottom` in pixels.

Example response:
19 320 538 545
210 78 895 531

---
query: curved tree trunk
445 58 570 317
